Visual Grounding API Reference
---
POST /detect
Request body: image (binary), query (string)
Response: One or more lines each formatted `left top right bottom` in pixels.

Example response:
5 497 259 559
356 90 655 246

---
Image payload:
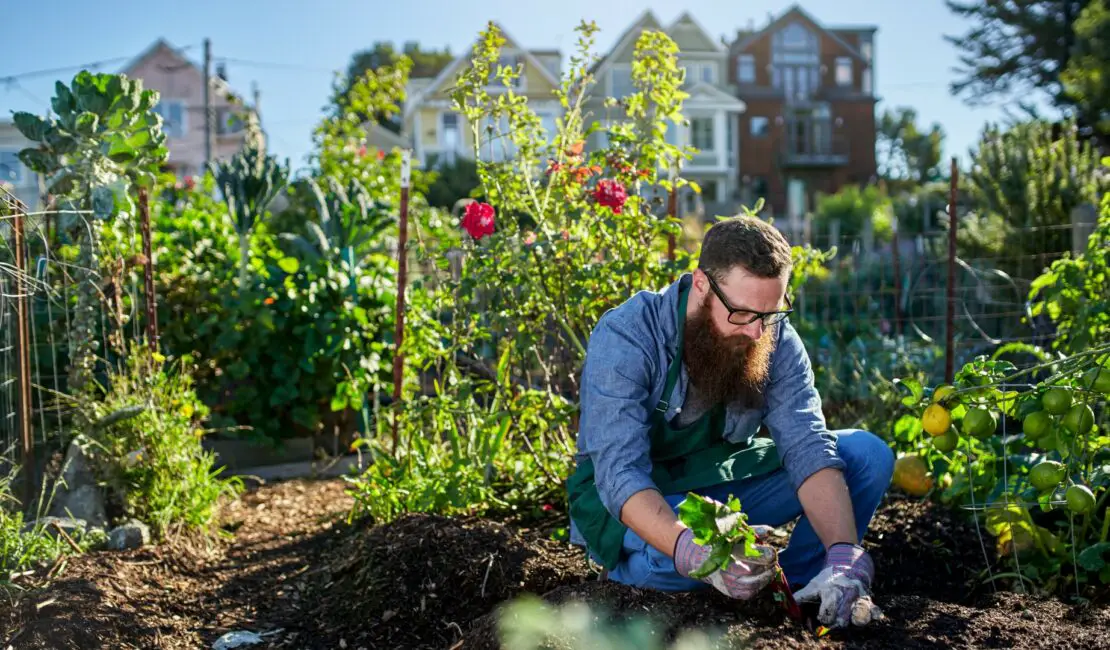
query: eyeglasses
704 273 794 327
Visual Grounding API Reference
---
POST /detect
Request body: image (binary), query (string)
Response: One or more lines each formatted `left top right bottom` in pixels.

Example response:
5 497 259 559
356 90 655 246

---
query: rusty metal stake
139 188 158 350
11 195 35 509
391 151 412 454
945 157 959 384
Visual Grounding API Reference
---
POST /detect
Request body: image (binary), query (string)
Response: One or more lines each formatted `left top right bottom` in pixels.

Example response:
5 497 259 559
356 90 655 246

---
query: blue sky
3 0 1053 172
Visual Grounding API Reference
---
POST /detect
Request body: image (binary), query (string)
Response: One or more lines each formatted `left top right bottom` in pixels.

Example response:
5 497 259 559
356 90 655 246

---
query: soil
2 478 1107 650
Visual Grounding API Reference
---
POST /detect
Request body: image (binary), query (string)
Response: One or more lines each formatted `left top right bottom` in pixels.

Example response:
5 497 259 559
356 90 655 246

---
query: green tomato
1022 410 1053 440
1061 403 1096 435
1065 484 1096 514
1028 460 1067 492
932 428 959 453
961 407 997 439
1042 387 1072 415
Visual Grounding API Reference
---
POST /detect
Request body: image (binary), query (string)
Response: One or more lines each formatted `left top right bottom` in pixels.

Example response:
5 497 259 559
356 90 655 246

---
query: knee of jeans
835 428 895 487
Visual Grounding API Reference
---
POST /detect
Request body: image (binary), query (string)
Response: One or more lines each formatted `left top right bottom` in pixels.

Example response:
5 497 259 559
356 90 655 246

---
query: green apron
566 282 782 571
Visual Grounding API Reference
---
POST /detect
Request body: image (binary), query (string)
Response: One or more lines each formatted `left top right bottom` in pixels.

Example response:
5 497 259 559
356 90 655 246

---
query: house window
860 41 872 62
862 68 872 94
727 115 735 161
217 108 244 135
772 22 820 99
440 112 461 163
0 150 24 184
153 100 187 138
684 61 716 84
836 57 853 86
737 54 755 83
538 112 558 144
690 117 714 150
610 66 634 98
750 116 769 137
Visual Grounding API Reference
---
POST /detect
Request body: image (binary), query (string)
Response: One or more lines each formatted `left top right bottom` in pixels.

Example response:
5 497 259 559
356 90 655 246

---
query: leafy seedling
676 493 812 629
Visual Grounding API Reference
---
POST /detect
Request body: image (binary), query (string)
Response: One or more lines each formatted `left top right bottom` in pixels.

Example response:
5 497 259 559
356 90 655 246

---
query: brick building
727 5 878 225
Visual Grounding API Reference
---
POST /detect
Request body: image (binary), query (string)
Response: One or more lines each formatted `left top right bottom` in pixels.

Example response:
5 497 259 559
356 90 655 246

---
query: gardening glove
794 542 884 628
673 525 778 600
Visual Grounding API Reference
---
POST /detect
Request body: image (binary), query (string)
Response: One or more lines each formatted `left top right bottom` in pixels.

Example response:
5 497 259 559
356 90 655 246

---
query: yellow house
401 24 563 168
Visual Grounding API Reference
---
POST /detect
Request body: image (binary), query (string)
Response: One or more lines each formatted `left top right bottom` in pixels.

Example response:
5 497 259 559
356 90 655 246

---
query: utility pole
203 38 213 167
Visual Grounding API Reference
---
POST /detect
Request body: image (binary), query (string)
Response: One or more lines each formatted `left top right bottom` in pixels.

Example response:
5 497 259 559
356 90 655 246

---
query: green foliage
675 493 761 579
14 71 169 394
1029 187 1110 352
812 184 894 244
0 462 80 590
59 346 243 538
964 117 1106 260
339 41 454 131
893 348 1110 596
877 107 946 187
497 596 722 650
1061 0 1110 140
944 0 1091 111
209 116 290 291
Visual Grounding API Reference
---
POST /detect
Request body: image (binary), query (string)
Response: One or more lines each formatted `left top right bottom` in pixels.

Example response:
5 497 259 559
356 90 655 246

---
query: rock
23 515 88 538
107 519 151 550
48 440 108 529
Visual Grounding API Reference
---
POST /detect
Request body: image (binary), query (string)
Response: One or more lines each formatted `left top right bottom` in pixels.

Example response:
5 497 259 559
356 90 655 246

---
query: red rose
461 202 496 240
593 178 628 214
358 145 368 158
377 149 385 160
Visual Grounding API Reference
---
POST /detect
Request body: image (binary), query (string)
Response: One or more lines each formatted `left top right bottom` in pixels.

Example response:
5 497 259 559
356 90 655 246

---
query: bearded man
566 216 894 629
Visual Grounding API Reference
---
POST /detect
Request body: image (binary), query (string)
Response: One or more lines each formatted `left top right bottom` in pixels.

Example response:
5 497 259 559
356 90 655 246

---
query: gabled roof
120 39 244 102
667 11 726 54
732 4 870 62
403 22 562 118
588 9 664 76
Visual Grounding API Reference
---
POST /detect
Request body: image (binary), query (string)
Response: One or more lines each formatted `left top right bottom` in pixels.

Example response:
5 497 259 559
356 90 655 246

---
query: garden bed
3 477 1107 650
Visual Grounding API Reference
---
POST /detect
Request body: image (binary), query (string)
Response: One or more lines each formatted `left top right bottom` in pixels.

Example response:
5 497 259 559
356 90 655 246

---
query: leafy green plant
14 71 169 392
209 115 290 292
1029 181 1110 353
0 460 78 591
894 347 1110 596
675 493 762 578
496 595 722 650
57 345 243 537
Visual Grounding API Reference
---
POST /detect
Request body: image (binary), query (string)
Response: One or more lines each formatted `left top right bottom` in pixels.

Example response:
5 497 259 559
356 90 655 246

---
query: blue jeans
606 429 895 591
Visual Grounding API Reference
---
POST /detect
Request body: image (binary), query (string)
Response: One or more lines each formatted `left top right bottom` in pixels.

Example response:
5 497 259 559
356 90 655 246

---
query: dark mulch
2 480 1106 650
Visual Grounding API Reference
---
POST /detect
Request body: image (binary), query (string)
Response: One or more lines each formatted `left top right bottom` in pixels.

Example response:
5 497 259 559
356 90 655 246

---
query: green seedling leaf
894 377 924 407
1078 543 1110 572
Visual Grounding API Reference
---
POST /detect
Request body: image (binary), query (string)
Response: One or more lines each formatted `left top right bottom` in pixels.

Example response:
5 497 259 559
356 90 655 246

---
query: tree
876 107 945 188
944 0 1090 113
339 41 454 133
1061 0 1110 143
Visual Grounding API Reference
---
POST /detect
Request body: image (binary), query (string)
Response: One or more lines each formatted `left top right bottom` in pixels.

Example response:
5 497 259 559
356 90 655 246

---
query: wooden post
11 196 35 508
139 188 158 350
391 151 412 454
891 210 903 338
945 158 959 384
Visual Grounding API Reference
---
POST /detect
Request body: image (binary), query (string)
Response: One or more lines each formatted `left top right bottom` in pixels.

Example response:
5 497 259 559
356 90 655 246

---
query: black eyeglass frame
703 272 794 326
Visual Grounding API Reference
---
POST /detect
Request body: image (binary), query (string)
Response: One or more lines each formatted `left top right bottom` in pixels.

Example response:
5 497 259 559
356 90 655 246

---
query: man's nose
739 319 764 340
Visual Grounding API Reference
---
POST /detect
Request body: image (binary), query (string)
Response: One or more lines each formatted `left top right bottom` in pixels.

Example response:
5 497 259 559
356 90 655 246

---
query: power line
216 57 337 74
0 46 197 83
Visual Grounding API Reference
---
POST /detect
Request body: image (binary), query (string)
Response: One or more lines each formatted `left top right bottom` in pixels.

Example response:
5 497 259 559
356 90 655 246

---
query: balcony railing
779 129 849 167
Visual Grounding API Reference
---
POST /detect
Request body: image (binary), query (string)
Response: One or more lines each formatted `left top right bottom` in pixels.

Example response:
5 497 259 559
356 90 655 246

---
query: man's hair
698 216 793 280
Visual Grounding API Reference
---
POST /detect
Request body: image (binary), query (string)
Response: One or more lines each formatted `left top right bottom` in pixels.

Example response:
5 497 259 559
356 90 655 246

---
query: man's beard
683 295 776 410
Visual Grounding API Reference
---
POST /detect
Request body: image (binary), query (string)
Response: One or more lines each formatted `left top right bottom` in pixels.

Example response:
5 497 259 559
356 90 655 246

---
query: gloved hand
673 526 778 599
794 542 884 628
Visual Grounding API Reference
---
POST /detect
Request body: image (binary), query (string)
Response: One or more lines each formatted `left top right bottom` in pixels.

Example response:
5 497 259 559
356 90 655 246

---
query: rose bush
345 21 833 524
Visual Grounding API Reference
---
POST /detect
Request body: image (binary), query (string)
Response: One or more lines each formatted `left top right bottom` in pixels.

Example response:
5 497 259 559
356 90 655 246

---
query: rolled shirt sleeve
762 320 846 491
577 310 661 521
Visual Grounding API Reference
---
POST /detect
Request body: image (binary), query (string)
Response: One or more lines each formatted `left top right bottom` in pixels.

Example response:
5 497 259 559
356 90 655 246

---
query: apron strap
655 283 689 415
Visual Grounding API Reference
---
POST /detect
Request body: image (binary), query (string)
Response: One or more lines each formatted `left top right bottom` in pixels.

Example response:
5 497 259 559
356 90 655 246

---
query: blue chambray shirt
569 273 845 547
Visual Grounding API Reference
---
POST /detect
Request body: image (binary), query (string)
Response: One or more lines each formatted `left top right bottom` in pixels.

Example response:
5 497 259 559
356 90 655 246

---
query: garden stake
391 150 412 454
